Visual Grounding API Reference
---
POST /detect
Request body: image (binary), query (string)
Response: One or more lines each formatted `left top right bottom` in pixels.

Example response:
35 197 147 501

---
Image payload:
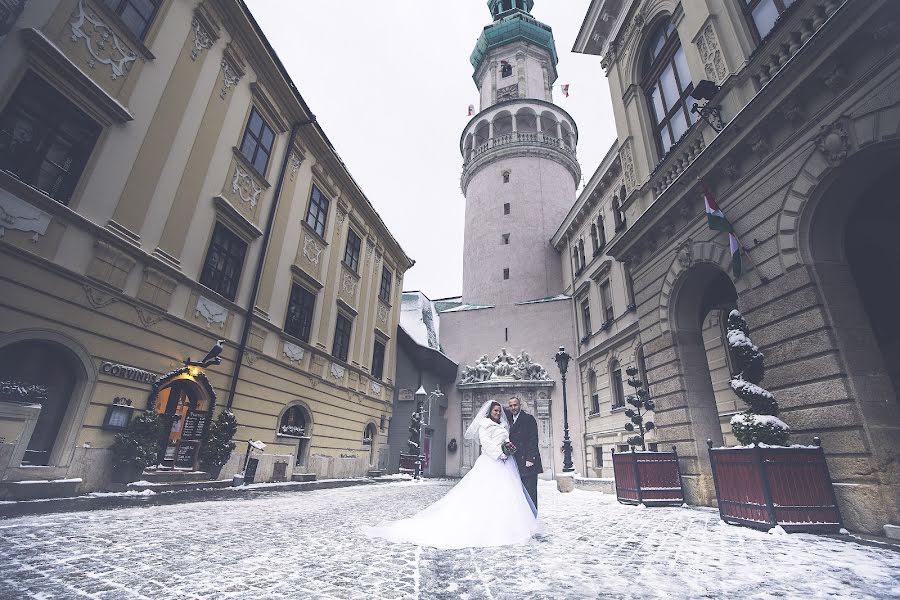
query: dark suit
506 409 543 510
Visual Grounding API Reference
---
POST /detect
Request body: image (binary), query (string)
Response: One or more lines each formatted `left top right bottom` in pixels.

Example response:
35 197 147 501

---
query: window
371 339 386 380
614 187 628 231
597 215 606 249
0 73 100 205
611 361 625 409
636 345 649 386
305 185 329 237
501 61 513 78
503 268 510 280
600 280 614 325
344 228 362 273
573 248 581 273
617 443 630 452
285 283 316 342
594 446 604 468
502 233 510 245
744 0 796 41
199 223 247 301
239 108 276 175
502 170 511 183
101 0 161 40
589 369 599 414
332 314 353 362
624 264 636 309
379 267 393 303
581 300 592 337
579 239 586 269
503 202 511 215
643 18 696 157
590 224 599 255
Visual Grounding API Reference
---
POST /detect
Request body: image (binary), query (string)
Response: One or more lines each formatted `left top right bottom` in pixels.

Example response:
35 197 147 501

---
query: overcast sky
245 1 617 299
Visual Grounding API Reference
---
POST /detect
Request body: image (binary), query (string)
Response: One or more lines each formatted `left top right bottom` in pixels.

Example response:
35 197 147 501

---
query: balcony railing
466 132 577 165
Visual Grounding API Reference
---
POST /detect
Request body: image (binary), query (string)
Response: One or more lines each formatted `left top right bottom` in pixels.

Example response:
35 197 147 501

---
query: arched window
573 247 581 273
597 214 606 249
590 224 599 255
363 423 377 444
614 185 628 231
516 108 537 134
610 360 625 409
578 239 586 268
494 111 513 137
279 404 311 466
642 18 695 157
501 61 513 78
588 369 599 414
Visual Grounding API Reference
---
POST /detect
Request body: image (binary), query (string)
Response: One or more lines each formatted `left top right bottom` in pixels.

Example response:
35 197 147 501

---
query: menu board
244 458 259 484
181 411 209 441
174 442 197 469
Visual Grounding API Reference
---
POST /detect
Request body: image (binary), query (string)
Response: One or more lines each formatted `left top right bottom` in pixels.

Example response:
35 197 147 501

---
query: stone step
291 473 317 482
366 469 386 478
127 479 233 493
0 478 82 501
140 469 210 483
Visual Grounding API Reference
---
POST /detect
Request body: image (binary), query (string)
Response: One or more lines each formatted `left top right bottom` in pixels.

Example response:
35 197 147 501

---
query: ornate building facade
572 0 900 533
440 0 585 478
0 0 412 497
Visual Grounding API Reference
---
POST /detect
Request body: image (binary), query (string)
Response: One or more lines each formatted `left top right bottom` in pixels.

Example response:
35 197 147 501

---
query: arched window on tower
642 17 695 158
590 224 599 256
501 61 513 78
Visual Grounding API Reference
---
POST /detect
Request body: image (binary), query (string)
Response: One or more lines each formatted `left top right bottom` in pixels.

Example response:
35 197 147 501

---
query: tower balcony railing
466 132 577 165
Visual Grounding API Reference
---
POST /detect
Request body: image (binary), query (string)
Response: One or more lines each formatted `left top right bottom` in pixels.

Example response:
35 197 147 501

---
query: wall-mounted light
690 80 724 132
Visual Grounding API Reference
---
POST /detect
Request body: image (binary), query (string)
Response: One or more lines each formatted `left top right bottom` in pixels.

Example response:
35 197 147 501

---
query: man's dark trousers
507 409 543 510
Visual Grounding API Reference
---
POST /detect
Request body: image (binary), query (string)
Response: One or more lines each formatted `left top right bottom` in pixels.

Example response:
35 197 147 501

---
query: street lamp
554 346 575 473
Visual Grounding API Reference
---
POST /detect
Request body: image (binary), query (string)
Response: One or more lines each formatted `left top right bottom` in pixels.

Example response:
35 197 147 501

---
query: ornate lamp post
554 346 575 473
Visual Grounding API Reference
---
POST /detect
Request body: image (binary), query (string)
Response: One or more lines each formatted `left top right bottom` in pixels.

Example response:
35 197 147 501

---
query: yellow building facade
0 0 412 497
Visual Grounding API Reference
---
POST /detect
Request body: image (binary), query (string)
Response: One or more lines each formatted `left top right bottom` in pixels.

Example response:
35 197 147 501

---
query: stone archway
667 261 738 505
0 330 96 470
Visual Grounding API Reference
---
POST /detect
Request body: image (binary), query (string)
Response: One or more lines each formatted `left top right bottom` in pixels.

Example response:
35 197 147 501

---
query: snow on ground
0 480 897 599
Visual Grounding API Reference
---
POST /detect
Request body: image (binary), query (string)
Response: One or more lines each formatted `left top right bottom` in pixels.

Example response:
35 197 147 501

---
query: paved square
0 480 897 599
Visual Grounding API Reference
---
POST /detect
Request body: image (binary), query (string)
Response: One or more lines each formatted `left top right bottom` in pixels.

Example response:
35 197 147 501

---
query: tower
460 0 580 305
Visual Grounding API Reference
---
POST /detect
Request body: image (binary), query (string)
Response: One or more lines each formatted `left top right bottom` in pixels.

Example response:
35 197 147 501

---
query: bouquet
502 441 517 456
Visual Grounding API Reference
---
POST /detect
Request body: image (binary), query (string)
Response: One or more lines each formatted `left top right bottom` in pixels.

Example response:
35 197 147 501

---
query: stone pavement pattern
0 480 898 599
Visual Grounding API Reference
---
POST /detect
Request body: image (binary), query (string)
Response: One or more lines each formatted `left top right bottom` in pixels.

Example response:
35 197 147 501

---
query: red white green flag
702 181 733 232
729 232 742 278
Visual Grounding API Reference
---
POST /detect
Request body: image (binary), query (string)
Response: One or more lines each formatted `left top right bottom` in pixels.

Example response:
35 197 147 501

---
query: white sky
245 1 617 299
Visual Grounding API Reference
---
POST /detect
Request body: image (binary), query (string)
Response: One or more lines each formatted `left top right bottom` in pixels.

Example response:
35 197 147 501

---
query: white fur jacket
478 417 510 461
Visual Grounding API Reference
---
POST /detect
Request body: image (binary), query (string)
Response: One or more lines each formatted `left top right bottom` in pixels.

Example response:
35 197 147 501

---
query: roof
470 11 559 78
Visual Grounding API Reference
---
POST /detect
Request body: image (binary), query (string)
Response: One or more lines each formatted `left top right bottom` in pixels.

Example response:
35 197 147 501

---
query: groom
506 396 543 510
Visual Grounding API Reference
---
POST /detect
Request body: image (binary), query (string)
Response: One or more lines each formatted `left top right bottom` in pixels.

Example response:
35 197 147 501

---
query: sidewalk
0 475 408 519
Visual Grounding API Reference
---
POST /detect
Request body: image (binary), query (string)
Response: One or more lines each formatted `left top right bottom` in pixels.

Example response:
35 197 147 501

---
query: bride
363 400 543 549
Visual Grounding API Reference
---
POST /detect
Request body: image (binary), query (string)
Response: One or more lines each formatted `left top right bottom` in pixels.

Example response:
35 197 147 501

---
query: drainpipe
226 116 316 409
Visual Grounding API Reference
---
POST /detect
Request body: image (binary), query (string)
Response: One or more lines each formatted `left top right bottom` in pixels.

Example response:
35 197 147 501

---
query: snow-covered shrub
200 410 238 469
110 410 162 472
727 310 789 445
623 366 655 450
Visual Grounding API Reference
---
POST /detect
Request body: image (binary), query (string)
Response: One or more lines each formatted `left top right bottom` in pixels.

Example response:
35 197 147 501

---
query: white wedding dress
364 407 543 549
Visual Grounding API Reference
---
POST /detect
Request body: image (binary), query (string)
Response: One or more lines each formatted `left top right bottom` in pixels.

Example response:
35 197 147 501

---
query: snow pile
90 489 156 498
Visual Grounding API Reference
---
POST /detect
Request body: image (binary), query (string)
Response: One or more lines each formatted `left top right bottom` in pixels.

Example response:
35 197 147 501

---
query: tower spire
488 0 534 20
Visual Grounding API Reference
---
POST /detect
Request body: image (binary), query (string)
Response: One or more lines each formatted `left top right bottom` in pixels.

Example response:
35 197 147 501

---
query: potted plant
110 410 162 484
612 367 685 506
199 410 238 480
708 310 843 532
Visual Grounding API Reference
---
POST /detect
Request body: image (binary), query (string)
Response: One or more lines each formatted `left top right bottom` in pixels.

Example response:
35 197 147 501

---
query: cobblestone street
0 480 898 599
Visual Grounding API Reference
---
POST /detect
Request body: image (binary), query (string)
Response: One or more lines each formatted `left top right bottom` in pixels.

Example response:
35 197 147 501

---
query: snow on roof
400 292 441 350
516 294 571 305
440 303 495 313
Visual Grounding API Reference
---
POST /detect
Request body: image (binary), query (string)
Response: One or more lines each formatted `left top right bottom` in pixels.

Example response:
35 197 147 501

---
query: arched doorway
279 403 311 467
364 422 378 466
0 340 82 466
149 369 215 470
671 262 738 503
805 144 900 456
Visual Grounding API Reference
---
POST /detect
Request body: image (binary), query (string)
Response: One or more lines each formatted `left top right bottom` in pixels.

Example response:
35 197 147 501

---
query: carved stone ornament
288 152 303 181
780 100 804 124
374 250 383 265
336 208 347 227
220 58 242 99
283 341 305 363
695 22 728 84
620 140 636 192
69 0 137 80
232 166 262 208
83 285 117 310
677 239 694 268
302 235 324 265
341 272 358 297
330 362 345 380
818 119 851 166
751 134 771 157
722 156 741 180
377 302 389 325
600 42 617 73
823 65 849 93
371 381 382 395
135 307 164 329
365 239 375 266
459 349 551 384
497 84 519 102
190 16 214 61
0 193 51 241
195 296 228 328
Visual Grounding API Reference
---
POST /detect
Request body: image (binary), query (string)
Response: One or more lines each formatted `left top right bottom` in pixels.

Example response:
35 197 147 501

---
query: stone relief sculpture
459 348 551 383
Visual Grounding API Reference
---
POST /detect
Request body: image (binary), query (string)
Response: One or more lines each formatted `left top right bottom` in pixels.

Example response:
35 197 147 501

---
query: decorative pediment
459 349 551 384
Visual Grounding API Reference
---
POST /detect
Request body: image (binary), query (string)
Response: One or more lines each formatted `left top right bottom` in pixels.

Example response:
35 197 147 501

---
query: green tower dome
471 1 558 76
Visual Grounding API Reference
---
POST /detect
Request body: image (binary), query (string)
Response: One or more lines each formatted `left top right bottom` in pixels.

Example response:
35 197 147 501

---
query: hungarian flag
729 232 742 278
702 181 732 232
562 84 570 97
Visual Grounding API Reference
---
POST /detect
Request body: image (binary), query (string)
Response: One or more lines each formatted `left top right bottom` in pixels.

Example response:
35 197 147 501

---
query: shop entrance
152 377 212 470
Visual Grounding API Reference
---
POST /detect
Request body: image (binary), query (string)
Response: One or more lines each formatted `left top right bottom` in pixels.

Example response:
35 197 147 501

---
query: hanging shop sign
100 361 159 384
